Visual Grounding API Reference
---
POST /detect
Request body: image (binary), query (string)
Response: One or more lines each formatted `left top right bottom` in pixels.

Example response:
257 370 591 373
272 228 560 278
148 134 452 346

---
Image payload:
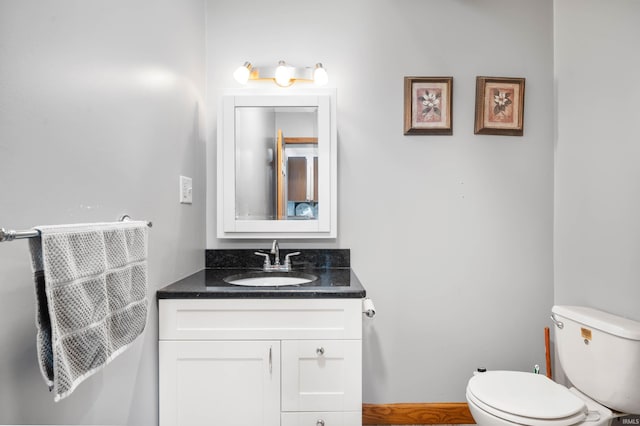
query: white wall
0 1 205 424
206 0 554 402
554 0 640 322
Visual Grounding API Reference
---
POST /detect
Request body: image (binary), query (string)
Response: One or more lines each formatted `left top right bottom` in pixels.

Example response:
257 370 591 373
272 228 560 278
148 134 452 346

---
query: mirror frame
217 89 337 239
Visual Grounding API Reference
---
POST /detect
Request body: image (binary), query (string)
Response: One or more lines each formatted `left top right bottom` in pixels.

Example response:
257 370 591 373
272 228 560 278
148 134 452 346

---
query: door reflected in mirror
235 106 319 221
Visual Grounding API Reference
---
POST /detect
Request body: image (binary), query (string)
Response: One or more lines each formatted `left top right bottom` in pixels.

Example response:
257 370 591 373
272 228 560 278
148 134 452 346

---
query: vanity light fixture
313 63 329 86
232 61 252 85
233 60 329 87
274 60 293 87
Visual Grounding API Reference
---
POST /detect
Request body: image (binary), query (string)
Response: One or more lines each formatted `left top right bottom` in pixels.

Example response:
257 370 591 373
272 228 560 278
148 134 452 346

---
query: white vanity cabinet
159 298 363 426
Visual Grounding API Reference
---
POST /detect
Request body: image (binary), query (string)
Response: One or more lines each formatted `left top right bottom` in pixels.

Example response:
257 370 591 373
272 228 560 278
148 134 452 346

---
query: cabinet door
281 340 361 412
159 340 280 426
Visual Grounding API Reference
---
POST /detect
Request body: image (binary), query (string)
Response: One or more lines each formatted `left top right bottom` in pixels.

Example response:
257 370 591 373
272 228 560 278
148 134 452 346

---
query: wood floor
368 424 475 426
362 402 475 425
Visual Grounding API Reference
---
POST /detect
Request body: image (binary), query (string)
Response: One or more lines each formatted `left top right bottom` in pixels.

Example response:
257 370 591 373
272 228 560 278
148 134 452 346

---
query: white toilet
466 305 640 426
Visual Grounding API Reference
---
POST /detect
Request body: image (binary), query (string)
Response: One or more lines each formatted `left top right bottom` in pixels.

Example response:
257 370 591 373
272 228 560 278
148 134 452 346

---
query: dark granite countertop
157 248 366 299
156 267 366 299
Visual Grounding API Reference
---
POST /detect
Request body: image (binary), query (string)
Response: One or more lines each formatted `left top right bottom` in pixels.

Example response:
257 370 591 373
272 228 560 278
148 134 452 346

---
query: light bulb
275 60 292 87
233 62 252 84
313 63 328 86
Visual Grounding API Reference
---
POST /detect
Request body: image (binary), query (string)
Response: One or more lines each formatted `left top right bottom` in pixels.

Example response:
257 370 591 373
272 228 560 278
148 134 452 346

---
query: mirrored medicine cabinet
217 89 337 239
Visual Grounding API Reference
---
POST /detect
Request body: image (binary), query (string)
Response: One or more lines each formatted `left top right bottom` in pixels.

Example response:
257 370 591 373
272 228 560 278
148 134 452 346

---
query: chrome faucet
271 240 280 265
254 240 301 271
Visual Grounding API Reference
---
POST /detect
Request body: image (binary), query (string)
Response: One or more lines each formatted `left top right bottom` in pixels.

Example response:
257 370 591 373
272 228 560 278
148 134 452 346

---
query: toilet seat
466 371 588 426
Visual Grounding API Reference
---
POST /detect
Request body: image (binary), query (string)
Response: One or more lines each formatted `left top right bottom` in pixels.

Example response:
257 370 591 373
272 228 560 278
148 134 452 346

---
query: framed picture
474 76 525 136
404 76 453 135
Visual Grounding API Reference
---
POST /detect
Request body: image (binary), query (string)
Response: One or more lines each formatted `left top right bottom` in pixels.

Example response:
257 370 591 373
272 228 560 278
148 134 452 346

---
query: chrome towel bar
0 228 40 242
0 215 152 243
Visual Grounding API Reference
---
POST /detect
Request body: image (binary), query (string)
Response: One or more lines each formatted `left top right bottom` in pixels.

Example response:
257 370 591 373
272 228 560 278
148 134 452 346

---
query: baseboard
362 402 475 425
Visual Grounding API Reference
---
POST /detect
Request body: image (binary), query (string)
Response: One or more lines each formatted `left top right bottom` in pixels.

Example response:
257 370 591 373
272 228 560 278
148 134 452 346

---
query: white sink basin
226 276 312 286
224 272 318 287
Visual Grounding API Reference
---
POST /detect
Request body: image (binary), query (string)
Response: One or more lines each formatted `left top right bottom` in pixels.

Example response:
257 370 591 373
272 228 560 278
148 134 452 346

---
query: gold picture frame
474 76 525 136
404 76 453 135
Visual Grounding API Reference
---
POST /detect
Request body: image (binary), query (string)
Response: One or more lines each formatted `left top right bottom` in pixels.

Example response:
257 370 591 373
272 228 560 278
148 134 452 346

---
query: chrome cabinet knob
316 347 325 356
316 420 325 426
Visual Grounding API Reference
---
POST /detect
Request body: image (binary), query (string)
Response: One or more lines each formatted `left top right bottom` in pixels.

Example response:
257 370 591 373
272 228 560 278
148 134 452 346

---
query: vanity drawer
159 299 362 340
281 411 362 426
282 340 362 412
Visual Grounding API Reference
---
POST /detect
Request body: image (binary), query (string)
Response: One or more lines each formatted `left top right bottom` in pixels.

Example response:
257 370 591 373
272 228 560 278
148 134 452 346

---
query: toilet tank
552 305 640 414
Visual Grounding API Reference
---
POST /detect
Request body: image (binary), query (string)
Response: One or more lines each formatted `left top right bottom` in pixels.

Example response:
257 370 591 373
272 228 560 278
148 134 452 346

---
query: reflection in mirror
235 107 318 221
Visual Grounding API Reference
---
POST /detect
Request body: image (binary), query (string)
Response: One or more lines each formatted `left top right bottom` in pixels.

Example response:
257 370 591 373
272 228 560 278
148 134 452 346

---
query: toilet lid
467 371 587 424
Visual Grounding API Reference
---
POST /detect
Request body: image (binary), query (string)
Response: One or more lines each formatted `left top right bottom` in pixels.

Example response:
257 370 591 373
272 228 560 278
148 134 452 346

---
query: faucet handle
254 251 271 268
283 252 301 268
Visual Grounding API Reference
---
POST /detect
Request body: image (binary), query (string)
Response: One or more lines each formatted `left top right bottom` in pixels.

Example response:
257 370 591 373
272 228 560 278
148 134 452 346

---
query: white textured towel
28 220 148 401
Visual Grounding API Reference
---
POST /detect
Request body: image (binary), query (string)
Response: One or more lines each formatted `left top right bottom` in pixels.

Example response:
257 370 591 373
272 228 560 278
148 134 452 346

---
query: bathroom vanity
157 249 366 426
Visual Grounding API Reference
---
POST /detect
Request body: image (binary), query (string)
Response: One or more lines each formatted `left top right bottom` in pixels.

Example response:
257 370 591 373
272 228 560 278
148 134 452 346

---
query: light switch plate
180 176 192 204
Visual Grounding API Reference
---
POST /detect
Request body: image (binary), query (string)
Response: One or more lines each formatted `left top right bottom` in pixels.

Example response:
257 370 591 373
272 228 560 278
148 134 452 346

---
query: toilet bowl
466 371 613 426
466 306 640 426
